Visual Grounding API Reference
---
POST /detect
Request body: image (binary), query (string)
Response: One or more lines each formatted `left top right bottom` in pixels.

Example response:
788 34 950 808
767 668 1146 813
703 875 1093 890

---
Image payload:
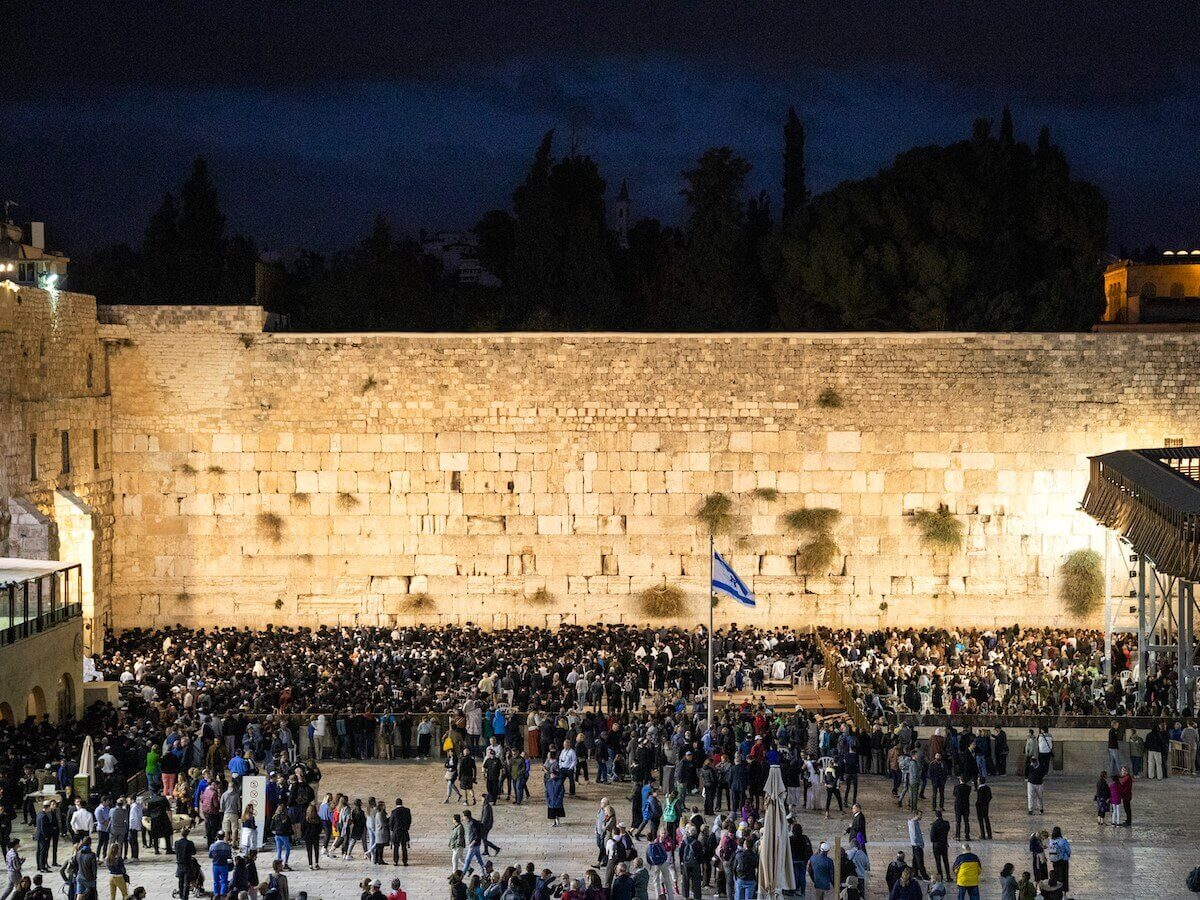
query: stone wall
0 285 113 650
100 305 1200 630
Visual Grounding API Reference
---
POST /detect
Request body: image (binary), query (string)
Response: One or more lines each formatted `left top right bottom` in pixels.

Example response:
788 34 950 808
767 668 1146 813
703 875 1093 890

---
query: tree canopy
75 109 1107 333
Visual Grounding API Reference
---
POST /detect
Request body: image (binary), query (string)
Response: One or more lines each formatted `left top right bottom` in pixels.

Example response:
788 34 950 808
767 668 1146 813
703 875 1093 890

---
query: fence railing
1 565 83 647
819 643 869 732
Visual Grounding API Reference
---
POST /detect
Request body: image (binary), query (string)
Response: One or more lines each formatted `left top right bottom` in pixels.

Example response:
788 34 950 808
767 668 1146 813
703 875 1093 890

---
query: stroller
171 855 208 897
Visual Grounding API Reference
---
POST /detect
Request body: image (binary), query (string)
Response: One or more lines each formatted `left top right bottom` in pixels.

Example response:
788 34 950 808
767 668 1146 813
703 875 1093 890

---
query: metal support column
1137 555 1147 705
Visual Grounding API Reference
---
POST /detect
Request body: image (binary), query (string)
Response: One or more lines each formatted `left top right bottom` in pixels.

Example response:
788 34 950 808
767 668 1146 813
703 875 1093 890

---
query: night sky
4 2 1198 255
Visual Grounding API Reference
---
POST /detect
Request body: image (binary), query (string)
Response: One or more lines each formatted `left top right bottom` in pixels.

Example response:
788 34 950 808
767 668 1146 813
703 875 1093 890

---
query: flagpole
707 532 714 739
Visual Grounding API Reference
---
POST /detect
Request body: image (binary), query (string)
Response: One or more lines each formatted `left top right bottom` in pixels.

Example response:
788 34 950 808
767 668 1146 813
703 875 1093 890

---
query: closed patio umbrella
757 764 795 898
79 734 95 788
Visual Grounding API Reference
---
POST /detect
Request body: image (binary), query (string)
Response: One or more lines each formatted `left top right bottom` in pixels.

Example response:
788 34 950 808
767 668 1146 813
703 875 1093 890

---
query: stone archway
0 702 12 724
25 685 46 719
57 672 75 722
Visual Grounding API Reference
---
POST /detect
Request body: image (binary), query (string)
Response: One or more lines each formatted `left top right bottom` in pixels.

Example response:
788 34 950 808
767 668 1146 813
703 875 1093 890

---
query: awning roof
1081 447 1200 581
0 558 76 587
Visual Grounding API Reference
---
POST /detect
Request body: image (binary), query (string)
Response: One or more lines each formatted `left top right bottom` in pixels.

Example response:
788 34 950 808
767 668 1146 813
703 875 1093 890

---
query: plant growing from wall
207 465 226 475
796 532 840 575
527 587 554 605
361 376 378 393
752 487 780 502
817 387 844 408
912 503 963 552
786 506 842 576
638 583 686 619
238 334 255 348
695 492 734 535
404 592 436 612
257 511 284 544
784 507 841 534
336 491 361 512
1059 548 1104 616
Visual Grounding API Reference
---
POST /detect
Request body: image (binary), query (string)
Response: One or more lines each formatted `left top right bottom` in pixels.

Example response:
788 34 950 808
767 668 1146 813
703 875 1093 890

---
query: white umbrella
757 764 795 898
79 734 95 791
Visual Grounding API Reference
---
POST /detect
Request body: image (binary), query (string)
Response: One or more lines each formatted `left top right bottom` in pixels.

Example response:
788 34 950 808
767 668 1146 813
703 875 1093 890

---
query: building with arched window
1101 253 1200 329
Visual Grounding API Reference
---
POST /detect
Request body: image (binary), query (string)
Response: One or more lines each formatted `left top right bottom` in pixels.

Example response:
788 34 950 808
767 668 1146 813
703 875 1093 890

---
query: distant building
1099 251 1200 330
421 230 500 287
614 180 631 250
0 219 69 288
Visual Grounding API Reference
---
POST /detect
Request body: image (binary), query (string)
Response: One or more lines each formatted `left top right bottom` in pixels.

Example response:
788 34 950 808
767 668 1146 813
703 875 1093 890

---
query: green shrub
206 465 226 475
785 507 842 534
695 493 734 534
912 504 963 552
797 532 840 575
177 462 198 475
336 491 361 511
638 584 686 618
817 387 843 408
1059 549 1104 616
405 592 436 612
257 512 284 544
527 587 554 605
752 487 780 502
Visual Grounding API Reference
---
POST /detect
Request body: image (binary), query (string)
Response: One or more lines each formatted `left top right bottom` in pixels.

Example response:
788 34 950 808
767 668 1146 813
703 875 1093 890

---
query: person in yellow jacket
951 843 982 900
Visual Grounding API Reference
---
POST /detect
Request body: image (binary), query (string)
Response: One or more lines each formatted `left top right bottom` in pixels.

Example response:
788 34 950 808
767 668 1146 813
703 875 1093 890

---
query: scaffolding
1082 446 1200 713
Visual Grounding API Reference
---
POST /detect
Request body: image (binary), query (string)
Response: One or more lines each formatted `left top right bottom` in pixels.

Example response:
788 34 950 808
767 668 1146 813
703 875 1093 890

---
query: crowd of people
826 626 1191 721
0 622 1193 898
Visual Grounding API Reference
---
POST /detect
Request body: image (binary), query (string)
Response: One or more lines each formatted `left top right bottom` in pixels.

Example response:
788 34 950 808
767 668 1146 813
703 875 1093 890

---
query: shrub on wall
797 532 840 575
785 507 841 534
1059 549 1104 616
752 487 780 502
639 584 685 619
336 491 361 512
912 504 963 552
405 592 436 612
817 387 844 408
695 493 734 534
527 587 554 605
257 512 284 544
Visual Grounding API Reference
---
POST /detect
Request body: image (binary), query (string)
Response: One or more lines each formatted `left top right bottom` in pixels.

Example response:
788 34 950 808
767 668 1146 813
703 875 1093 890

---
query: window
29 434 37 482
61 430 70 474
1165 437 1184 448
86 354 93 389
93 428 100 471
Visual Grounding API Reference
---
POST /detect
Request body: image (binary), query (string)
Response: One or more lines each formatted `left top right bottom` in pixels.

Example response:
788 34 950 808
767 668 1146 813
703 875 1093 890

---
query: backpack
647 841 668 867
1188 867 1200 893
682 838 700 866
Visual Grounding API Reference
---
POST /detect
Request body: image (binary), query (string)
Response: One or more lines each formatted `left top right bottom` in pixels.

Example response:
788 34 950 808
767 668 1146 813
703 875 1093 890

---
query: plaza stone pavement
15 761 1200 899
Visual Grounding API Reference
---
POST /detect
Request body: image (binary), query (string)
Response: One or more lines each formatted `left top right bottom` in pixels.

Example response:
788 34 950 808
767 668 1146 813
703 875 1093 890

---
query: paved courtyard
13 761 1200 898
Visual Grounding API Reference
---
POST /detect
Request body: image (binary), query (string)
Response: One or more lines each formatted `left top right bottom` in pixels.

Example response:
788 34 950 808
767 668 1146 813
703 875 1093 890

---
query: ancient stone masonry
82 305 1199 631
1 285 112 650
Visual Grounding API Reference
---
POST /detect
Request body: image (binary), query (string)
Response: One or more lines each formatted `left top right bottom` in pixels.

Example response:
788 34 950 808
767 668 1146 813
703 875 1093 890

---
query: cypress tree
781 106 809 228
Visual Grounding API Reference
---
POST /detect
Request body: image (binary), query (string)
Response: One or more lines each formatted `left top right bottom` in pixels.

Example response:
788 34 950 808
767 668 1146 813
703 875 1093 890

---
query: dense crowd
99 623 823 719
0 622 1195 898
826 626 1192 721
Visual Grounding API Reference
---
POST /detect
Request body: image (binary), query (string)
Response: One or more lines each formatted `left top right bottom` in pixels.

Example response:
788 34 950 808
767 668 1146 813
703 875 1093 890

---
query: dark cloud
2 4 1199 252
9 2 1197 107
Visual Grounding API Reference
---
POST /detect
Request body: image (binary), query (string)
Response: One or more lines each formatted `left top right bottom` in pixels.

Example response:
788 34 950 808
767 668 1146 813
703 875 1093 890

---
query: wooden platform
714 684 845 716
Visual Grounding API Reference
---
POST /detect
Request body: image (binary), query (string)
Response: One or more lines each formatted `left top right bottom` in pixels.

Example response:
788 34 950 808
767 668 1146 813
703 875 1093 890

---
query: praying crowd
0 621 1194 899
826 626 1192 721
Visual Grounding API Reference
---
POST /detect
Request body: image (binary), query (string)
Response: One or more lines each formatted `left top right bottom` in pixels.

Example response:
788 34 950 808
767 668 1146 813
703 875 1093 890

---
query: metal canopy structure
1082 447 1200 712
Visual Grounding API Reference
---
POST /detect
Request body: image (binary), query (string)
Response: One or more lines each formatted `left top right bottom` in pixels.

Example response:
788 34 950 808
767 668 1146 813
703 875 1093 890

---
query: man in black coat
389 798 411 866
929 809 951 881
173 827 197 900
34 802 56 873
975 777 993 839
952 776 972 841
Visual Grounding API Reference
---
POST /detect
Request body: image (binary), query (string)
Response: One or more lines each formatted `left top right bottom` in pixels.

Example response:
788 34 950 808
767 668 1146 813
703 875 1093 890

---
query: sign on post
241 775 268 849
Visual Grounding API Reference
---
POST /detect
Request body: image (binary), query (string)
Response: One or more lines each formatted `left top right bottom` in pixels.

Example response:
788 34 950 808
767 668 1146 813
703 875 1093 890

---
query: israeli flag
712 550 756 607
